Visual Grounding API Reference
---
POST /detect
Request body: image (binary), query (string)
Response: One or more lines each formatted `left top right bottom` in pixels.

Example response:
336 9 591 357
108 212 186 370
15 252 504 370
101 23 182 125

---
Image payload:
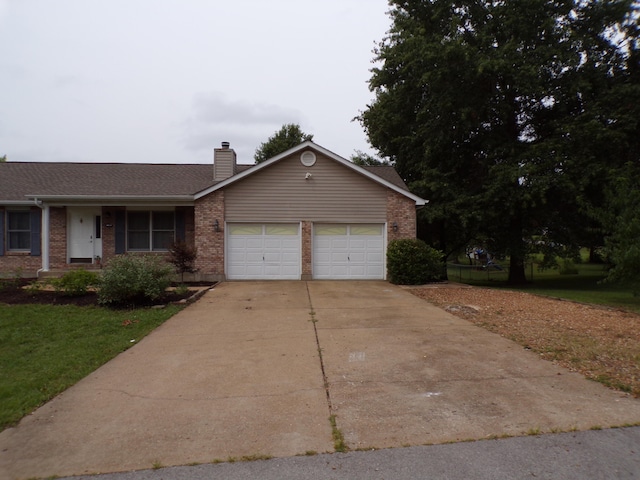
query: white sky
0 0 390 164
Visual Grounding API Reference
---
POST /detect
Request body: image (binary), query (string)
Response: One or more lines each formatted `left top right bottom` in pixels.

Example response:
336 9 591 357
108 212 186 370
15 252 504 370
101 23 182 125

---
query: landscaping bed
0 279 212 307
409 284 640 397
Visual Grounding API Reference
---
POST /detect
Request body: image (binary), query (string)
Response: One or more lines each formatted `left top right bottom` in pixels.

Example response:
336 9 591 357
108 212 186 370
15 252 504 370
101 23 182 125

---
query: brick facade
49 207 67 269
2 172 420 281
194 191 225 281
387 190 417 242
301 221 312 280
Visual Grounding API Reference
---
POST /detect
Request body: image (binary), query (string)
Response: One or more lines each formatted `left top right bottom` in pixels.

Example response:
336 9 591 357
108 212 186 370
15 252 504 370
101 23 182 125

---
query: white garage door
227 224 300 280
313 224 385 279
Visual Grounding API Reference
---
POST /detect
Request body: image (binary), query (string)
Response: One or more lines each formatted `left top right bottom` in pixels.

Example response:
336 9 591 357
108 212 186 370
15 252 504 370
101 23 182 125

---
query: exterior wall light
214 219 220 232
392 222 398 232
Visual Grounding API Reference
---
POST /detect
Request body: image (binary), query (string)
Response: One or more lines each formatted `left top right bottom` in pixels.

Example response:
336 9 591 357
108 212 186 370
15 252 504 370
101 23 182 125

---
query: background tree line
357 0 639 285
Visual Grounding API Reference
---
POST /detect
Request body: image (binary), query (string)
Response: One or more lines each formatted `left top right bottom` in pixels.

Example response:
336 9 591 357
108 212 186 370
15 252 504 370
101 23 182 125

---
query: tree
254 124 313 163
600 163 640 295
350 150 391 166
358 0 639 284
167 240 198 282
0 155 6 162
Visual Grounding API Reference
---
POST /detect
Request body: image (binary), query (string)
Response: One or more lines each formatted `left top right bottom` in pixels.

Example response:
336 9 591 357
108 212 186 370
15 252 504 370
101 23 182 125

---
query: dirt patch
408 284 640 396
0 280 209 307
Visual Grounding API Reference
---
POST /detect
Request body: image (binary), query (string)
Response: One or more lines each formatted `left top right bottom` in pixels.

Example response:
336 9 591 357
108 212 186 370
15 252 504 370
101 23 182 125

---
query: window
127 211 174 251
7 211 31 251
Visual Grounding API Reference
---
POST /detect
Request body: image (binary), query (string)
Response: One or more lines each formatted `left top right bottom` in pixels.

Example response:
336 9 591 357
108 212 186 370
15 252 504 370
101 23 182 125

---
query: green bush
98 255 173 306
387 239 444 285
51 269 100 296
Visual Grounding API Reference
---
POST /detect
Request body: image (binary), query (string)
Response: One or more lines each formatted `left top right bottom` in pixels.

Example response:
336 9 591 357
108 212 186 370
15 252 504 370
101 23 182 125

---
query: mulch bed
0 279 209 308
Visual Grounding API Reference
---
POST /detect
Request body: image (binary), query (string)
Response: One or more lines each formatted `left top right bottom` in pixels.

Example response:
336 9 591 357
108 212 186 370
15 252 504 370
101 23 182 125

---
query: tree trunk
507 214 528 285
508 254 527 284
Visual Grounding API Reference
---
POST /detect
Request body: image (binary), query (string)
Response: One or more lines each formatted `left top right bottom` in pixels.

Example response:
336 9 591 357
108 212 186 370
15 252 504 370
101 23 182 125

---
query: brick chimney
213 141 237 181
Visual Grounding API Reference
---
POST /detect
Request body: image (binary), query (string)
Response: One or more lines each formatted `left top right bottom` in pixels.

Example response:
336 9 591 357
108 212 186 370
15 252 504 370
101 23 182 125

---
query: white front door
227 223 300 280
313 224 385 279
68 207 101 263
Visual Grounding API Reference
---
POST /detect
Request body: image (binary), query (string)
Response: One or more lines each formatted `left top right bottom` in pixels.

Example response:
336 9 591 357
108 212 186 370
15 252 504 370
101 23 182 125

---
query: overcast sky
0 0 390 164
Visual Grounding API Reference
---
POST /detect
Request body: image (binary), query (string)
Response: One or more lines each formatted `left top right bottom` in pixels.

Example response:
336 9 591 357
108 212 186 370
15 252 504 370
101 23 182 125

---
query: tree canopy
350 150 391 166
254 124 313 163
359 0 640 284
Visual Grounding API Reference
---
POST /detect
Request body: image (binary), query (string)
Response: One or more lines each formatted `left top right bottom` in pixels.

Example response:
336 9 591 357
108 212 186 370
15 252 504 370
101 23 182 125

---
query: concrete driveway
2 281 640 479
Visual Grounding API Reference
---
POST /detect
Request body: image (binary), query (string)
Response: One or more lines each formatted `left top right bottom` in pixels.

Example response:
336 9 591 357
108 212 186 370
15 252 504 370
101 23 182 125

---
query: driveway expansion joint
305 282 334 416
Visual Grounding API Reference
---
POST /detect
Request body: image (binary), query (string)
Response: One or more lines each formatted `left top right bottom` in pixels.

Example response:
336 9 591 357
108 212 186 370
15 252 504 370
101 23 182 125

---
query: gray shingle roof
361 165 409 191
0 161 409 202
0 163 217 201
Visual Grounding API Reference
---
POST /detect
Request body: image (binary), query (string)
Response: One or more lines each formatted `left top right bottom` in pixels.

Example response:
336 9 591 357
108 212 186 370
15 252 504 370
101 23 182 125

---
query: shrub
167 240 198 282
98 255 173 306
51 269 100 296
387 239 444 285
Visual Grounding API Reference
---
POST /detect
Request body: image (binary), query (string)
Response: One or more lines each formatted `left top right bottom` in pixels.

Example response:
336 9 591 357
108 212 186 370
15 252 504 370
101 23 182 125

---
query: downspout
34 198 50 277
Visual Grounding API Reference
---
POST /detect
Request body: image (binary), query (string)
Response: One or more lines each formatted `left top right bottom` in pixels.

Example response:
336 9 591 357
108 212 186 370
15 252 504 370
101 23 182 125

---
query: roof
360 165 409 191
0 143 425 206
0 162 217 203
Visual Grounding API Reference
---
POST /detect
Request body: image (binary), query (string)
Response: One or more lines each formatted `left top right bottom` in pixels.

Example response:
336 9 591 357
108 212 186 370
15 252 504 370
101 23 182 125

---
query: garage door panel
313 224 384 280
330 238 348 249
349 251 366 262
228 224 300 280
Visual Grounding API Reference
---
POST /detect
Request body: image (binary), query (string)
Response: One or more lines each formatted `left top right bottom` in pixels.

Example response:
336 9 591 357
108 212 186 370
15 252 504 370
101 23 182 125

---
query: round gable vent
300 151 316 167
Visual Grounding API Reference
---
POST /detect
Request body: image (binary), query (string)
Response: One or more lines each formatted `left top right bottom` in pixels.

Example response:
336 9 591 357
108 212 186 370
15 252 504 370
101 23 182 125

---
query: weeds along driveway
2 281 640 479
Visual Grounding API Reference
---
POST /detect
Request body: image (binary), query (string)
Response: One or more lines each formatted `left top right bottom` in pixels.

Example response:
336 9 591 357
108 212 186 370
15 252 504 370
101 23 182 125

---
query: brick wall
301 221 312 280
100 207 122 266
0 254 41 278
386 190 417 241
194 191 225 281
49 207 67 269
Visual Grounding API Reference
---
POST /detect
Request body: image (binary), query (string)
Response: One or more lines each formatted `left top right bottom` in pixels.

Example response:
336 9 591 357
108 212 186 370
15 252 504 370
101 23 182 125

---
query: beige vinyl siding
213 149 237 181
224 152 388 222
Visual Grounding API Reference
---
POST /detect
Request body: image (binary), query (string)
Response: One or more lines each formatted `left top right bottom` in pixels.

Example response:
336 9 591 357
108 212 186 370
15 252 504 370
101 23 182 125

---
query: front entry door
68 208 101 263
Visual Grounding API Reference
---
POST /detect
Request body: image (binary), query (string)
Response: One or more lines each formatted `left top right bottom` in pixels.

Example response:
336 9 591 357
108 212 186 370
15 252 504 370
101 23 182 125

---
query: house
0 141 427 280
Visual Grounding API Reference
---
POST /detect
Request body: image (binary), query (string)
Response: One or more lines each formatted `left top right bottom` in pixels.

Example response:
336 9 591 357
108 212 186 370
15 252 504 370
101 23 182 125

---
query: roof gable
194 141 427 206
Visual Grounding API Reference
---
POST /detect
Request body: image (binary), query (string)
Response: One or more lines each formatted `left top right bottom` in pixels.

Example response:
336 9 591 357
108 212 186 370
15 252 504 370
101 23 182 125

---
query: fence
446 262 535 283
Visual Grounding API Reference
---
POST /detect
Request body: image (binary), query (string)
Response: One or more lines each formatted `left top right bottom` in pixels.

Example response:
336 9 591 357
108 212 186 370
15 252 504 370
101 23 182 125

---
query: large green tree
254 124 313 163
359 0 638 284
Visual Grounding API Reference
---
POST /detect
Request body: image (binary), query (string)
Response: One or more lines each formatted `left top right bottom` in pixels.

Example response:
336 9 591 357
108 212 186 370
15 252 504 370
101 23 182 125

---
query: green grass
448 262 640 313
329 414 348 452
0 303 183 431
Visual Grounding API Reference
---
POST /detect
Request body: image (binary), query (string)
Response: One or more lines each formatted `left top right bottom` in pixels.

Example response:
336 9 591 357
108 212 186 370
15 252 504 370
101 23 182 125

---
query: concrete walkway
2 281 640 479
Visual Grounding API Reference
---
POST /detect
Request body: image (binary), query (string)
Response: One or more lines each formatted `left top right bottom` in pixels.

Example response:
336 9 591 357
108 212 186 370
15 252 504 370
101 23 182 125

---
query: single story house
0 141 427 280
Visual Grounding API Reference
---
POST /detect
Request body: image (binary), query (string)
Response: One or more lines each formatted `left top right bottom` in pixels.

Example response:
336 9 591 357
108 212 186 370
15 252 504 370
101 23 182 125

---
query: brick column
194 191 225 281
387 190 417 241
301 221 312 280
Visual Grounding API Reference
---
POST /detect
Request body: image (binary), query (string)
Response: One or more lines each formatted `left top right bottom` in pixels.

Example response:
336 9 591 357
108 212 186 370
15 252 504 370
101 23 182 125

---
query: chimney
213 141 237 181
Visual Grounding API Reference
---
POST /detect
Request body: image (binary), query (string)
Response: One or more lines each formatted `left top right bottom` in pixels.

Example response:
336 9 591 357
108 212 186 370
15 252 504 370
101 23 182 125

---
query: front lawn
0 303 183 431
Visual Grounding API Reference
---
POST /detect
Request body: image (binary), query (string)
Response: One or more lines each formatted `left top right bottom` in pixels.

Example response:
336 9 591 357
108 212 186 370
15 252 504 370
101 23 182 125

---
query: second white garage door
313 224 385 279
227 224 300 280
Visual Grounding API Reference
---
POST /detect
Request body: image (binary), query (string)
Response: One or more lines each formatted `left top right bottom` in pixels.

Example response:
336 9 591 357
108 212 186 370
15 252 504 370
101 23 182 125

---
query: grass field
447 261 640 313
0 304 183 431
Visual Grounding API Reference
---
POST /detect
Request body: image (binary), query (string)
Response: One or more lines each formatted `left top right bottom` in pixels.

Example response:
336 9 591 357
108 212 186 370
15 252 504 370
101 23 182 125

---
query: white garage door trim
227 223 301 280
313 224 385 279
